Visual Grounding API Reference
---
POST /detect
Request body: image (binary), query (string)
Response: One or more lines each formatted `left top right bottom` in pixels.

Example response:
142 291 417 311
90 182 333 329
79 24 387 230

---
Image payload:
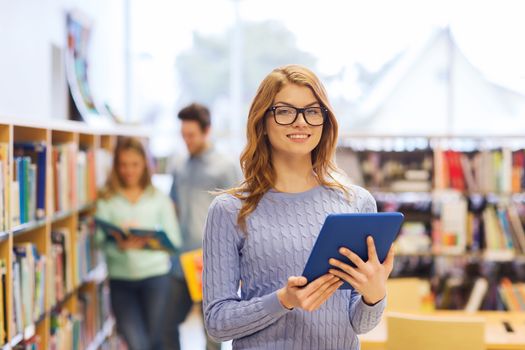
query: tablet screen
302 212 404 289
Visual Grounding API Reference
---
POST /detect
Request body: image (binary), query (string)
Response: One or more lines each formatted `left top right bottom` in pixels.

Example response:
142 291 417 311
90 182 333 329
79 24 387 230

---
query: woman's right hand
277 274 343 312
111 231 147 250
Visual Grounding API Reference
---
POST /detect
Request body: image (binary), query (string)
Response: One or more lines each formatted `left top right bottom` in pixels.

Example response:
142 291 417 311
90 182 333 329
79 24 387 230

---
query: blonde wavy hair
99 137 152 199
226 64 347 232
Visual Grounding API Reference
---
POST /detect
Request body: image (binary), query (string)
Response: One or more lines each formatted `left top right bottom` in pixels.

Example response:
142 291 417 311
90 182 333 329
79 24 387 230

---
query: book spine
23 157 31 223
16 157 26 224
36 146 46 218
28 163 36 222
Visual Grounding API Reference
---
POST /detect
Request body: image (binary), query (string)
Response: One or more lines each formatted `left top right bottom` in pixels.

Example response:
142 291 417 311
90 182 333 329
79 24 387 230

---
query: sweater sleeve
349 291 386 334
94 199 122 258
347 185 385 333
203 195 291 342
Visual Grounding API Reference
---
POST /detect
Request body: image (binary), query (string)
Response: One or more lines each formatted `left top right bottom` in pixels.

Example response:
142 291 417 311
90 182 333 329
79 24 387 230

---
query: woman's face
265 83 324 160
117 149 145 188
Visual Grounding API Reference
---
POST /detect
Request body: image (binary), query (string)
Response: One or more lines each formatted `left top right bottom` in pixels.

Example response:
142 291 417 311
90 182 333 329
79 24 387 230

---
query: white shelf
23 324 35 340
10 334 22 347
85 318 115 350
82 263 107 284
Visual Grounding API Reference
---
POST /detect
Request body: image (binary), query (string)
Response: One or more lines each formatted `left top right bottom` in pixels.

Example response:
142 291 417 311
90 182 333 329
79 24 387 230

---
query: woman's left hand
328 236 395 305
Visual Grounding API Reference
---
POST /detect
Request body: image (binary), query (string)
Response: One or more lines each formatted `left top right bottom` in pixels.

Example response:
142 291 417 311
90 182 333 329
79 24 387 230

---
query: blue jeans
110 274 170 350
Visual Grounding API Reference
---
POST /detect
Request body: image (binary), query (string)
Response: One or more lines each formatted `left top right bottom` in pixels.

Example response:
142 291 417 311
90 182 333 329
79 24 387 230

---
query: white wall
0 0 126 121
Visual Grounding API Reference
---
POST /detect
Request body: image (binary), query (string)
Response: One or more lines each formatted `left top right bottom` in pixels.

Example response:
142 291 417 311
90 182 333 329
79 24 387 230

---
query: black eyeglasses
267 105 327 126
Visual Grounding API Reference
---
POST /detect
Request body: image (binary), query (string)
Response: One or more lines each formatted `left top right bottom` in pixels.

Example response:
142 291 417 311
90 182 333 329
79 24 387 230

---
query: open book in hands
94 217 178 254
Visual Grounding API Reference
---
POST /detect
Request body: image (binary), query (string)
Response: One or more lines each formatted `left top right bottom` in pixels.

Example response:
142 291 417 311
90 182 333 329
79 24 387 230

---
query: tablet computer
302 212 404 289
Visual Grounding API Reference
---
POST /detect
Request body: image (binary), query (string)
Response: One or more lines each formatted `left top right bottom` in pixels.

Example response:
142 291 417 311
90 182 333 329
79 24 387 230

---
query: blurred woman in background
96 137 181 350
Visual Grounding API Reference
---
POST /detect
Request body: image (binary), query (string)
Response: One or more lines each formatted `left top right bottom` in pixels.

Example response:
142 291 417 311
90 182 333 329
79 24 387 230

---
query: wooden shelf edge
11 219 47 235
51 202 97 223
51 209 76 222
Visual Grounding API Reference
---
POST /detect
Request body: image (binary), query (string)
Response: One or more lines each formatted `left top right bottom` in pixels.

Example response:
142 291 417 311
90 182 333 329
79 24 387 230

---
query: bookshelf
337 133 525 311
0 118 145 350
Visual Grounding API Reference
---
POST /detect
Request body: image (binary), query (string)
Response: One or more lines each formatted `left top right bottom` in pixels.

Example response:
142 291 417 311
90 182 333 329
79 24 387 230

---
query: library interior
1 1 525 350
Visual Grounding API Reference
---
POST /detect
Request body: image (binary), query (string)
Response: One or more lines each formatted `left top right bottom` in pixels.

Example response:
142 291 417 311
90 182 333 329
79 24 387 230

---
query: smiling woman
202 65 393 350
265 84 325 156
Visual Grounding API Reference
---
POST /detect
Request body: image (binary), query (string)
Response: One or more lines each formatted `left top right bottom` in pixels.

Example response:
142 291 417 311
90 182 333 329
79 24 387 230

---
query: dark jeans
163 276 221 350
110 274 170 350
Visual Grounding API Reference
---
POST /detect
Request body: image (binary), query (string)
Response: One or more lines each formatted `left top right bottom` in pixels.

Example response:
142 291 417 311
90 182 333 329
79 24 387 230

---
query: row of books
77 218 103 283
8 235 107 350
432 259 525 310
498 278 525 311
12 243 46 337
78 283 111 347
49 310 81 350
431 192 525 256
48 283 114 350
337 147 525 195
435 148 525 194
50 220 103 306
49 228 73 306
53 144 113 213
336 148 433 192
7 142 113 227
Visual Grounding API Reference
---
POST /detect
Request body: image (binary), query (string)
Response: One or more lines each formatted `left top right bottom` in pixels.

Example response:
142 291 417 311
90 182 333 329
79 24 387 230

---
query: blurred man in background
164 103 239 350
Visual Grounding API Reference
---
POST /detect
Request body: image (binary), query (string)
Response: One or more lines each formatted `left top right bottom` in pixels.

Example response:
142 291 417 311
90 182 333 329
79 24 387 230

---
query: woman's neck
120 184 144 203
272 154 319 193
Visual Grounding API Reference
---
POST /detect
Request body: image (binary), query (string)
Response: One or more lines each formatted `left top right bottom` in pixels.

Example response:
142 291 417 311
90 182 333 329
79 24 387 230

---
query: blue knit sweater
203 185 385 350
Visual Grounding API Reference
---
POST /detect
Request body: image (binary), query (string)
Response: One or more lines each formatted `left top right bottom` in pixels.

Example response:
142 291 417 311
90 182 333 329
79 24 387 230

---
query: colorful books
14 142 47 222
498 278 525 311
49 310 79 350
13 243 46 329
431 191 468 254
51 228 73 302
77 217 103 283
434 148 525 194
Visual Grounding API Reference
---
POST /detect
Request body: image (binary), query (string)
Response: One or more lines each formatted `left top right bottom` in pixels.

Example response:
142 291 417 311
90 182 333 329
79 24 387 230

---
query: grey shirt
170 146 240 253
